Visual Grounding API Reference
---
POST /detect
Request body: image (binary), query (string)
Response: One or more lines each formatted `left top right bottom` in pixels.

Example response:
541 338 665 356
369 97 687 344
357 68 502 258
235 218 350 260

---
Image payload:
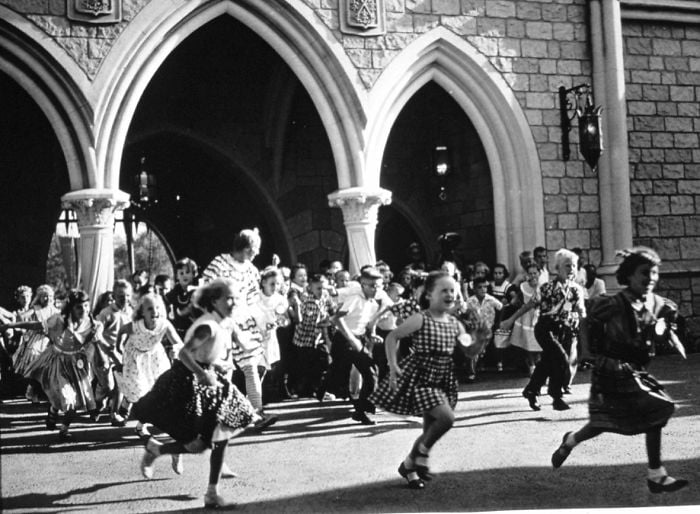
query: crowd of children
0 238 689 504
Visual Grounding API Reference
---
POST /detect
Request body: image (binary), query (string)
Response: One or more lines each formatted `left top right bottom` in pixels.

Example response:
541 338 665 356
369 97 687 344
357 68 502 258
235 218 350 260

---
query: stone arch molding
0 6 94 190
365 27 545 270
92 0 366 191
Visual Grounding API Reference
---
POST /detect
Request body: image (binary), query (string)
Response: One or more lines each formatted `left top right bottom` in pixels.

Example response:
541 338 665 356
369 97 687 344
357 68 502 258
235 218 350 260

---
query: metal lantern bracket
559 83 604 171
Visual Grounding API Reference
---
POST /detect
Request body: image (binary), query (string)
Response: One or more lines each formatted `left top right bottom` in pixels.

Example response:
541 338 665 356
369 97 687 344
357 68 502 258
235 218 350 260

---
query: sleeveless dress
25 314 99 412
12 305 59 376
132 312 255 446
117 319 172 403
509 282 542 352
369 311 460 415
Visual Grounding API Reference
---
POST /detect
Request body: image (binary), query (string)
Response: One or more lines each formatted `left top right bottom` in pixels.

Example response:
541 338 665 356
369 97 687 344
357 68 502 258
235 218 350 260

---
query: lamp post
433 145 451 201
559 84 604 171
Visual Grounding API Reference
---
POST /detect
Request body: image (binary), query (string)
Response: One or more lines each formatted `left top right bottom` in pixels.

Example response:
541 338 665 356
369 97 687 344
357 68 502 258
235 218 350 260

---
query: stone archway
366 27 545 273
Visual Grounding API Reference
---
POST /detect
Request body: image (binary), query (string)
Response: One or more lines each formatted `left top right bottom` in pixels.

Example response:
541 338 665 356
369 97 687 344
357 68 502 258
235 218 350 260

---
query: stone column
590 0 634 287
61 189 130 306
328 187 392 276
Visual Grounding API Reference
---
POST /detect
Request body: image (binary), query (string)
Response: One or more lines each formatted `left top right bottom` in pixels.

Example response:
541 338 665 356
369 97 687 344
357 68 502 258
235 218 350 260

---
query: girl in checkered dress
370 271 480 489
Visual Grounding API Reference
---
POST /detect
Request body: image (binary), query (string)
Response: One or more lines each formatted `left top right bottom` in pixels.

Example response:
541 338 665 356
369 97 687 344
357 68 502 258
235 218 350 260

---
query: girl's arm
178 325 217 386
115 323 133 354
499 296 537 330
385 313 423 378
164 321 184 358
0 320 42 332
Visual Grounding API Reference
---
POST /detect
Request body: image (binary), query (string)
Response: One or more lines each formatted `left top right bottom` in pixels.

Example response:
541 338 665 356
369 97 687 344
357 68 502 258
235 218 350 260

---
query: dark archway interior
380 82 495 272
123 15 341 273
0 72 70 305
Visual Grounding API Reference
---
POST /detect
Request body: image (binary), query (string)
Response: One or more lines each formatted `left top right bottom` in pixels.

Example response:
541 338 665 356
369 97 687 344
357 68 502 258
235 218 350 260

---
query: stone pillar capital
328 187 392 275
61 188 130 228
327 187 392 224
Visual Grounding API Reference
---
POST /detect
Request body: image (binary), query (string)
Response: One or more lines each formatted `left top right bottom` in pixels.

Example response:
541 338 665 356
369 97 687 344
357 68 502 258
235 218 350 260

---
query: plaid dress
369 311 460 416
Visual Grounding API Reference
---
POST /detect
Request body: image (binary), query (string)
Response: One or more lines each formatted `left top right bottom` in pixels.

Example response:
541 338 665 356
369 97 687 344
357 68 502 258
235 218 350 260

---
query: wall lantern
558 84 604 171
132 156 158 209
433 145 451 201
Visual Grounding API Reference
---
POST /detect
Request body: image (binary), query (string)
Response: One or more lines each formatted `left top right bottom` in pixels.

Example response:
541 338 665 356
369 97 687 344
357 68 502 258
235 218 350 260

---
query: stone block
539 59 556 74
541 3 567 22
485 0 515 18
498 37 520 57
347 49 372 68
626 84 643 100
49 0 65 15
542 178 560 195
477 17 506 36
629 132 652 148
688 163 700 178
666 117 694 132
582 178 598 195
565 230 590 249
662 164 684 179
529 74 548 92
636 216 659 237
654 180 678 195
545 214 558 230
461 0 485 16
372 49 401 68
670 86 695 102
493 56 513 72
656 102 677 116
526 21 553 40
343 35 366 49
469 36 499 56
3 0 47 12
655 238 681 260
544 195 567 214
507 19 525 38
513 58 538 73
407 0 431 14
525 92 554 109
579 195 599 212
413 14 440 32
665 57 690 72
358 69 381 89
524 109 543 125
556 59 581 75
27 15 71 37
442 15 477 35
631 196 644 216
521 39 547 57
386 11 414 32
631 70 661 84
560 177 582 194
675 133 699 148
631 180 653 195
567 195 580 213
685 216 700 235
641 149 666 164
659 217 685 236
515 2 541 20
88 38 112 60
649 56 665 70
677 72 700 85
560 41 586 59
538 142 558 160
651 132 674 148
546 230 565 250
642 85 669 101
680 237 700 260
690 58 700 72
628 102 656 116
653 39 681 56
644 25 672 38
385 0 405 12
665 149 693 163
433 0 461 15
558 213 577 230
626 38 652 55
317 8 339 29
579 212 600 229
566 4 586 23
531 126 548 143
541 160 565 178
644 196 670 215
634 117 664 131
678 180 700 194
678 103 700 117
552 23 574 42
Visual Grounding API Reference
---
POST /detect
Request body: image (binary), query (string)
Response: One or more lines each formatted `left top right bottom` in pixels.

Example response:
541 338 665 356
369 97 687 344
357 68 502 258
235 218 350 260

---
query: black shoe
551 432 573 469
351 411 376 425
58 430 75 442
563 387 572 395
46 408 58 430
522 390 540 411
251 414 278 432
647 477 688 493
552 398 570 411
398 462 425 489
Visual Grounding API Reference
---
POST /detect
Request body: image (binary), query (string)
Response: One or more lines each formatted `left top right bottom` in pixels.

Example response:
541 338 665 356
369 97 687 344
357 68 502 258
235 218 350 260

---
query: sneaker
135 424 151 439
221 462 239 479
252 414 278 432
204 491 234 509
552 398 570 411
171 454 184 475
647 476 689 493
111 413 126 427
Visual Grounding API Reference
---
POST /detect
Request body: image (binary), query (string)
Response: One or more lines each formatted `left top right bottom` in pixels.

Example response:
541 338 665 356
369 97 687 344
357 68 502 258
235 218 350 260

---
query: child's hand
388 367 402 391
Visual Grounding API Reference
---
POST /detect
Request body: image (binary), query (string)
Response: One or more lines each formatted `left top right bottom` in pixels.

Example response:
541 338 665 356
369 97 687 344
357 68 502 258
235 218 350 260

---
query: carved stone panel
339 0 386 36
67 0 122 24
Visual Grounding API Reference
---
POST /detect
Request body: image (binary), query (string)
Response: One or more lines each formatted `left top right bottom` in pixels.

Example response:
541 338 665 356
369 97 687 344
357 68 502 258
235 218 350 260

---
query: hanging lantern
133 156 158 208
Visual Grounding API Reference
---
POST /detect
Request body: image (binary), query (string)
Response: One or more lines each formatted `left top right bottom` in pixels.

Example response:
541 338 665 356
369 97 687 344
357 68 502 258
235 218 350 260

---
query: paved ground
1 354 699 513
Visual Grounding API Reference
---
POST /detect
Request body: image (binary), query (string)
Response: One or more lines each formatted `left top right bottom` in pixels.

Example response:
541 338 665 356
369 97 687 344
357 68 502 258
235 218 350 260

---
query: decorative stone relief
339 0 386 36
62 190 130 228
328 187 392 224
67 0 122 24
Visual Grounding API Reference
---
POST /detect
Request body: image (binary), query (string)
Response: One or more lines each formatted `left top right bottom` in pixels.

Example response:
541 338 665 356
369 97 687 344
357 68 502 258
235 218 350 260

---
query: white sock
565 432 577 448
206 484 219 496
648 466 676 484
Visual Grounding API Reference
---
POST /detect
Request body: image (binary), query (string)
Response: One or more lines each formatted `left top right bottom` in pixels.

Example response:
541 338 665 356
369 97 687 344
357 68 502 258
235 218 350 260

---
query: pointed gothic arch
92 0 366 191
366 27 545 271
0 7 94 189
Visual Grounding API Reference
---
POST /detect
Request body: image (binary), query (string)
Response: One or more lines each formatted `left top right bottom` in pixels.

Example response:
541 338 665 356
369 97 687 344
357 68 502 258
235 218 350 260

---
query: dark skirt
588 355 674 435
369 353 457 416
132 360 255 446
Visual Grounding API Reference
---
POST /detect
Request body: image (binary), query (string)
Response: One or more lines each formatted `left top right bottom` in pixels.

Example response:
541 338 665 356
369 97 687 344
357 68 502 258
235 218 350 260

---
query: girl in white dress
117 293 183 438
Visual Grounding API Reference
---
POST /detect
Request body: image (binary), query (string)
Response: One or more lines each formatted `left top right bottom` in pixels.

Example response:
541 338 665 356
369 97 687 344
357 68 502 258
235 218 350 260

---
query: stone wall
623 20 700 340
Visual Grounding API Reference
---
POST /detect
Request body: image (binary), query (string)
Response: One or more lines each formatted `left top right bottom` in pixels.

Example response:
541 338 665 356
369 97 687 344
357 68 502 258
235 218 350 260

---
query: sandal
398 462 425 489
